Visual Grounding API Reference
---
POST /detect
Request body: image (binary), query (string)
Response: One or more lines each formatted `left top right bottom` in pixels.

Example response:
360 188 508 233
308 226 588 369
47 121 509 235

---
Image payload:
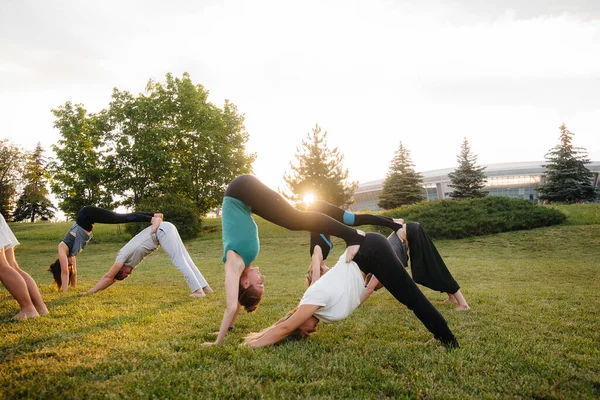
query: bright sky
1 0 599 192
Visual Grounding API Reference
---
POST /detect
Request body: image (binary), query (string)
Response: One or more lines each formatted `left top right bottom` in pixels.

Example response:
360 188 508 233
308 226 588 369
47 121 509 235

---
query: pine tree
536 124 597 203
378 142 425 209
12 143 56 222
284 124 357 208
448 137 488 199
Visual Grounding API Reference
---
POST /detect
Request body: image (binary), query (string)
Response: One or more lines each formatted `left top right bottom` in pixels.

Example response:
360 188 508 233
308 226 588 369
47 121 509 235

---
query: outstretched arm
244 304 320 348
203 251 244 346
88 262 124 293
69 256 77 288
57 242 70 292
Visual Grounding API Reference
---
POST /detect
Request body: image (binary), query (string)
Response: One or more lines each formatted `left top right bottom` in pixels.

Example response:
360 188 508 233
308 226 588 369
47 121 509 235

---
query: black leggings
354 233 458 347
225 175 364 246
311 200 402 231
75 206 155 231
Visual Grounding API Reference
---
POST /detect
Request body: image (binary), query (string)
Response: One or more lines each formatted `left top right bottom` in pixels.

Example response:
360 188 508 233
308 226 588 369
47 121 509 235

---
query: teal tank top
221 196 259 266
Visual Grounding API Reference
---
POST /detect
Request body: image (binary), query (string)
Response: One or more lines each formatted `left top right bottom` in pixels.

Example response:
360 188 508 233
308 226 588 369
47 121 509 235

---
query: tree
49 102 114 218
106 73 255 215
12 143 56 222
536 124 597 203
447 137 488 199
0 139 24 219
284 124 357 209
378 142 425 210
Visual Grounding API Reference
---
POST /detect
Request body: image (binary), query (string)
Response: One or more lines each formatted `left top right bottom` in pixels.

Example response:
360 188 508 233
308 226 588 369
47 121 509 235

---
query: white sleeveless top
299 252 366 323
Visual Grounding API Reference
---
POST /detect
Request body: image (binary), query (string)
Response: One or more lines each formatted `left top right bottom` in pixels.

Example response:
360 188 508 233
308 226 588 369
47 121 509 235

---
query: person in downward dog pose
0 214 48 319
243 229 459 348
83 219 213 297
50 206 163 292
203 174 366 346
309 201 470 311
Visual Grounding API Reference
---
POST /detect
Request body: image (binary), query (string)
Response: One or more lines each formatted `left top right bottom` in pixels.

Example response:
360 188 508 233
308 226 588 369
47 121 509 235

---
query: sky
1 0 599 192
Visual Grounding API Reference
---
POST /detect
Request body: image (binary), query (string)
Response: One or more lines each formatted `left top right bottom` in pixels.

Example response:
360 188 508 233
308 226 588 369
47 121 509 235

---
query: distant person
203 174 366 346
82 219 213 297
309 201 470 311
51 206 163 292
0 214 48 319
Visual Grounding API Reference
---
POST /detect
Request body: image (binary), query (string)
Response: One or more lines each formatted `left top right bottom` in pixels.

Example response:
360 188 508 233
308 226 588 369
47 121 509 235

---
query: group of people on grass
1 174 469 349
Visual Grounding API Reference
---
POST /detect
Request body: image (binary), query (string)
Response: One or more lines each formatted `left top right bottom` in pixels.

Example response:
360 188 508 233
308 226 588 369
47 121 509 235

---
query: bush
125 195 202 240
376 197 567 239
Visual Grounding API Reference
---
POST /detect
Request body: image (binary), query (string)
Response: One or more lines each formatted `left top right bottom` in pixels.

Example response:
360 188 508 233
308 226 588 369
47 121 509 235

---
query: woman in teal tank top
204 174 366 346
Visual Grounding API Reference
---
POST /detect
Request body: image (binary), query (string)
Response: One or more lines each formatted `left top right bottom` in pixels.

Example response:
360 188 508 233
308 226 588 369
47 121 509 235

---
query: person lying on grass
243 234 459 349
51 219 213 297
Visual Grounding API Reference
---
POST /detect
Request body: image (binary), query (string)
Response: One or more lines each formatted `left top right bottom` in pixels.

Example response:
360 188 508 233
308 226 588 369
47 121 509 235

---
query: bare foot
37 307 49 316
190 289 206 298
14 309 39 320
455 305 471 311
202 286 214 295
446 294 458 304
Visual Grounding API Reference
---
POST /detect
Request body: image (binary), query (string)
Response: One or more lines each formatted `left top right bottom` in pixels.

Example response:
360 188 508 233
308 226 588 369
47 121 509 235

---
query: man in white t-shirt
86 221 213 297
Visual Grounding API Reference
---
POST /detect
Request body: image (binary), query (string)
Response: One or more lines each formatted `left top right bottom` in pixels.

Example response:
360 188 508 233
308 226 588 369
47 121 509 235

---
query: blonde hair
243 308 299 345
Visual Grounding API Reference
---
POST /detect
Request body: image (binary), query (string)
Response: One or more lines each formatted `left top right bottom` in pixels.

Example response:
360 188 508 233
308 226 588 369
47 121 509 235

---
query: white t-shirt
299 252 366 324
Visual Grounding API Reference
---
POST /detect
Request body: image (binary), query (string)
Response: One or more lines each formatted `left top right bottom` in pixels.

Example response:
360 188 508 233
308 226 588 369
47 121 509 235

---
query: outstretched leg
225 175 363 246
0 248 38 319
157 223 210 296
5 248 48 315
354 233 458 348
75 206 158 231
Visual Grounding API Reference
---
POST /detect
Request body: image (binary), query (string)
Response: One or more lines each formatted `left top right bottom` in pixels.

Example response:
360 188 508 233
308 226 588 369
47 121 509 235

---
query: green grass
1 214 599 399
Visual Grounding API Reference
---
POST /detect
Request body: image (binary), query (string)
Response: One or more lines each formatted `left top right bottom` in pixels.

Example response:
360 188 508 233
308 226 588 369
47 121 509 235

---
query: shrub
376 197 566 239
126 195 202 240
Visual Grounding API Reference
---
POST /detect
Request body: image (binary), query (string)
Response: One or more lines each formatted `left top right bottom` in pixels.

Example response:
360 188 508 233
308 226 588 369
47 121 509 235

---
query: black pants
75 206 155 231
354 233 459 347
225 175 363 246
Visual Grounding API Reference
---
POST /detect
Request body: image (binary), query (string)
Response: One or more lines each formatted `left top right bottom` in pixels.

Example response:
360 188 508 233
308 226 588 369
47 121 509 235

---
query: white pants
156 222 208 292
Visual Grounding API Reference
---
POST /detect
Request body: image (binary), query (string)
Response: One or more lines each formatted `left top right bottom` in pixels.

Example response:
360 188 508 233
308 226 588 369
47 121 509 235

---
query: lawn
1 206 599 399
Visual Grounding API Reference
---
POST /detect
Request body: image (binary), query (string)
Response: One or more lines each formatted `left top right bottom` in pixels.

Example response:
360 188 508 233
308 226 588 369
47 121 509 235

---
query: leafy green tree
12 143 56 222
106 73 255 215
0 139 23 219
537 124 597 203
378 142 425 209
448 137 488 199
284 124 357 208
49 102 114 218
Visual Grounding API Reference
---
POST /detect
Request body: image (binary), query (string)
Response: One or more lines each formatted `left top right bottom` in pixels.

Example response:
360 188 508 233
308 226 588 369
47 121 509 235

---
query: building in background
350 161 600 212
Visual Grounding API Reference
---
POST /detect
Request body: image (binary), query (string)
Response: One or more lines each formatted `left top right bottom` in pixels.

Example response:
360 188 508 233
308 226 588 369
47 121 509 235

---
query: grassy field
1 205 599 399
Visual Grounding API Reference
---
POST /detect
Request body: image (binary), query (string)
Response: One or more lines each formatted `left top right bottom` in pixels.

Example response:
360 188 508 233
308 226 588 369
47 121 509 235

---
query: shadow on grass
0 296 191 363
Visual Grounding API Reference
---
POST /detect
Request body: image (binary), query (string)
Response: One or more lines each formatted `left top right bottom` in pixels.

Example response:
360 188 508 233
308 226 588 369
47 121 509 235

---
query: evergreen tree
284 124 357 208
448 137 488 199
0 138 23 219
536 124 597 203
13 143 56 222
378 142 425 209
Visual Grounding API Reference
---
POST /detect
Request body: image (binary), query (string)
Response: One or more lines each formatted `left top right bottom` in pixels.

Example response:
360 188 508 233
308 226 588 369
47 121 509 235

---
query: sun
303 193 315 207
